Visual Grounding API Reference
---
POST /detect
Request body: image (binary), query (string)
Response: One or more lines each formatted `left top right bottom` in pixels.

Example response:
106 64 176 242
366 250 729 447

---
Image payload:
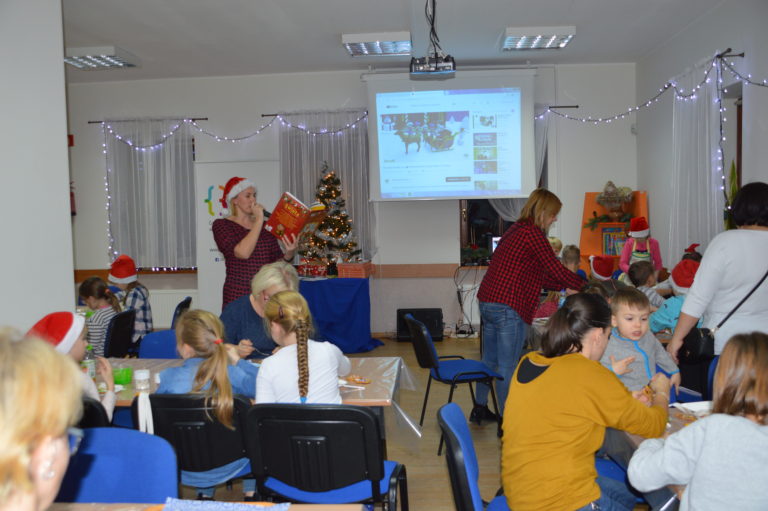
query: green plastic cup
113 367 133 385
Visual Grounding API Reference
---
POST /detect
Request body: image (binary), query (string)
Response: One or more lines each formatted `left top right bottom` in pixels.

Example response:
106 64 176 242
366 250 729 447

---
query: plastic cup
134 369 151 391
113 367 133 385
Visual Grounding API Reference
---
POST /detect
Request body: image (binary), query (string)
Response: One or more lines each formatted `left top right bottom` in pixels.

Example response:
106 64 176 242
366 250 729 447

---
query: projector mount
410 0 456 78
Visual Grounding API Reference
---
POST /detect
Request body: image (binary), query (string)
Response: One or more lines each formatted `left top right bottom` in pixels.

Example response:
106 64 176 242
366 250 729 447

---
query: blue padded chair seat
432 359 502 383
264 460 399 504
487 495 511 511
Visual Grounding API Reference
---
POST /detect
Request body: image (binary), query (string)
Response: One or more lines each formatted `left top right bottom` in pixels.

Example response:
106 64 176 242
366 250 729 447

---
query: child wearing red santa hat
619 217 663 275
27 312 116 421
650 259 703 333
108 254 153 346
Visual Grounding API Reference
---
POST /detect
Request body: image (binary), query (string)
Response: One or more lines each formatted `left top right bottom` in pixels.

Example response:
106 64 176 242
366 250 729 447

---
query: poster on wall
195 161 280 314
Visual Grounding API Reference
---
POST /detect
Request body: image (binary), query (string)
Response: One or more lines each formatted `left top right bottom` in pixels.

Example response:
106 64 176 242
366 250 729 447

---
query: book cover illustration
264 191 326 240
601 226 627 256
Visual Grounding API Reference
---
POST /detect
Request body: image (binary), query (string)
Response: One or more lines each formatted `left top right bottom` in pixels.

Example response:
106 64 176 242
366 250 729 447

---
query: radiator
148 289 198 329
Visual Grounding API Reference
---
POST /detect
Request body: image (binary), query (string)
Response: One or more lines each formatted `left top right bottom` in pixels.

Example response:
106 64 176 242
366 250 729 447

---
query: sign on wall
194 161 280 313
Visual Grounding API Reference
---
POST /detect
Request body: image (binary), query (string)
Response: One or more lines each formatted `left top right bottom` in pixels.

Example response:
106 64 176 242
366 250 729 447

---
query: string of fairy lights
101 51 768 261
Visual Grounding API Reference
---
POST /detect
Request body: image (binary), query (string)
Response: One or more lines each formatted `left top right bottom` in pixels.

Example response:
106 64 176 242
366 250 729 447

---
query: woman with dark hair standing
502 293 670 511
473 188 586 418
668 181 768 361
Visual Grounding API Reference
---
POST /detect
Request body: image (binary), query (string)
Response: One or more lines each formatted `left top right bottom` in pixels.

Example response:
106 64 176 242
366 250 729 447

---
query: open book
264 191 326 240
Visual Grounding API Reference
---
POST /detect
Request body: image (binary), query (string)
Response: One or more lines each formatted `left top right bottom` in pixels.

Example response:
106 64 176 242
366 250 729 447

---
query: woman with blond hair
473 188 586 420
0 330 83 511
256 291 350 404
156 310 258 500
630 332 768 510
212 177 298 309
220 260 299 359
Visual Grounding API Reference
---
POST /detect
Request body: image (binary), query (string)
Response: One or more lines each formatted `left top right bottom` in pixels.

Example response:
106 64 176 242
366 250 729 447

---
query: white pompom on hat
109 254 138 284
27 312 85 355
629 216 650 238
670 259 700 295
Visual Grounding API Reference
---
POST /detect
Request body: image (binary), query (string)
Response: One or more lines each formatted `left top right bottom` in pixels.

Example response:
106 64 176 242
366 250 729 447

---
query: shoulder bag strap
715 267 768 330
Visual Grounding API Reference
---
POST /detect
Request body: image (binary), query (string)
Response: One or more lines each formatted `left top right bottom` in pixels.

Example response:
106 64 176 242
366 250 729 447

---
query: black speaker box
396 308 443 342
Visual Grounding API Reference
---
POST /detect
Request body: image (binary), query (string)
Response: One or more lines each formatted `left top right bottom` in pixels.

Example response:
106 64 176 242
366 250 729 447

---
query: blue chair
437 403 509 511
246 403 408 510
139 329 179 358
170 296 192 329
655 364 701 403
56 427 178 503
705 355 720 400
404 314 503 453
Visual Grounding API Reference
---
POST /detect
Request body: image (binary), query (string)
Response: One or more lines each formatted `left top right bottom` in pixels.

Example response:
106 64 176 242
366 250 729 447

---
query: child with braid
256 291 350 404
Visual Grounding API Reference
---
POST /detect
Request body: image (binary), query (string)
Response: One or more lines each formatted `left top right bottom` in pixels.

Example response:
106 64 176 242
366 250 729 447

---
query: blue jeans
573 476 637 511
476 302 528 412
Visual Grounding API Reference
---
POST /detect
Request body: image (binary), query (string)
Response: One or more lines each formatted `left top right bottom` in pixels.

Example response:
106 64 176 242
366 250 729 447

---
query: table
299 278 382 354
49 504 365 511
109 357 409 408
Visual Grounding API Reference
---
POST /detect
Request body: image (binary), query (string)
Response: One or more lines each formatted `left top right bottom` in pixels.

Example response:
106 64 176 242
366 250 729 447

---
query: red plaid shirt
477 220 586 324
212 218 284 308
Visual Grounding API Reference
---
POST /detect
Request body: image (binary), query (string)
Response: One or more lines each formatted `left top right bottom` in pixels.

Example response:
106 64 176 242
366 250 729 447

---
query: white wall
637 0 768 262
67 63 637 332
0 0 73 330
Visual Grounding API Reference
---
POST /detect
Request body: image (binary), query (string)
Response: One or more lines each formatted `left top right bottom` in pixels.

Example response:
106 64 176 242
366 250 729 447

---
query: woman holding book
212 177 298 309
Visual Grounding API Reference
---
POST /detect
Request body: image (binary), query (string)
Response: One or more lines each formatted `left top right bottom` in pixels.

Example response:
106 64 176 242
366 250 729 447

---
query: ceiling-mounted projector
409 55 456 78
410 0 455 80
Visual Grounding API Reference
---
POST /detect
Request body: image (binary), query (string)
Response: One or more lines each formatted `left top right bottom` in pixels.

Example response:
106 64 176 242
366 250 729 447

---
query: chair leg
468 381 477 406
418 377 432 426
488 378 503 437
438 382 460 456
398 465 409 511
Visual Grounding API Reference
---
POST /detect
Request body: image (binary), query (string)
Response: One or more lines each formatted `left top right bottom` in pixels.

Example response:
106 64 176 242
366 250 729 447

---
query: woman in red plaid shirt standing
473 188 585 420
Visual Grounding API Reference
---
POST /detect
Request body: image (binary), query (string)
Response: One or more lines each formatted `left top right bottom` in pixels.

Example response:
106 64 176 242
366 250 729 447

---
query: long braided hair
175 310 235 428
264 291 314 402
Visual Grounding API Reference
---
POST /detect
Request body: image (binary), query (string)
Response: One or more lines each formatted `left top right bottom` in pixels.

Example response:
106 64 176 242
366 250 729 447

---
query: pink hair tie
213 338 223 345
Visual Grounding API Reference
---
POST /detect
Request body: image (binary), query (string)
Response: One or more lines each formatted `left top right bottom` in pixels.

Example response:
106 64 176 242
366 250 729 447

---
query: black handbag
682 267 768 361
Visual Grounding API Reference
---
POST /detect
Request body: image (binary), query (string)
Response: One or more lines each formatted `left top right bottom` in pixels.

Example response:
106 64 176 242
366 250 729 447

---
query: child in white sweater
256 291 350 404
628 332 768 511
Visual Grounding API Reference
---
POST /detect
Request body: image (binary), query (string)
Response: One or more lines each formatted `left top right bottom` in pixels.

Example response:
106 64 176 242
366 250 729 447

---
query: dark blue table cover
299 278 382 354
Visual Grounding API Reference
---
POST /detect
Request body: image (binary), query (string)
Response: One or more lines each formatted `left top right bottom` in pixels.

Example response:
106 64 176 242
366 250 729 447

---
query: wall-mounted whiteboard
195 160 280 314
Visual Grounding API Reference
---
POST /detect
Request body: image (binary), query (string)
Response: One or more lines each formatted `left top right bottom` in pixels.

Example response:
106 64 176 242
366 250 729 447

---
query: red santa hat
27 312 85 355
109 254 138 284
629 217 650 238
219 177 256 209
589 255 614 281
670 259 700 295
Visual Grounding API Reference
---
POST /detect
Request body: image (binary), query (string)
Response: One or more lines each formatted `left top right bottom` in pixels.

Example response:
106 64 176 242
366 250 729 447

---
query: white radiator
148 289 198 329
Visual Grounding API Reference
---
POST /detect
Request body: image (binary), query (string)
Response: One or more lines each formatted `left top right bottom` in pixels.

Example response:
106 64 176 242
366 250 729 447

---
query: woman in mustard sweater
501 293 671 511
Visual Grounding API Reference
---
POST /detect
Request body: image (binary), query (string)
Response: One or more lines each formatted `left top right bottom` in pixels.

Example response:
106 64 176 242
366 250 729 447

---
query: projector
409 55 456 79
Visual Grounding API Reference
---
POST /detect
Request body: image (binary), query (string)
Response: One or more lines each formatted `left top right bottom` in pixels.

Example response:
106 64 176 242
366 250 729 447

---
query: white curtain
489 103 550 221
669 59 724 259
278 110 374 260
104 119 195 268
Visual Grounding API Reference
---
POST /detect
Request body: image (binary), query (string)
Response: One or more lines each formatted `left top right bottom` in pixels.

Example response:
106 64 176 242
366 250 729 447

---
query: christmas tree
299 162 361 264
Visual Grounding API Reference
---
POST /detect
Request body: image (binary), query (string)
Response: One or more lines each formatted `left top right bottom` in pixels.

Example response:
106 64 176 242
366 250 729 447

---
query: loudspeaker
396 308 443 342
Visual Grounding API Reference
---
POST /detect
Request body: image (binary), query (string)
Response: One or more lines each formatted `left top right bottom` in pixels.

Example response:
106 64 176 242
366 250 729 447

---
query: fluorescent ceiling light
342 32 411 57
502 26 575 51
64 46 139 70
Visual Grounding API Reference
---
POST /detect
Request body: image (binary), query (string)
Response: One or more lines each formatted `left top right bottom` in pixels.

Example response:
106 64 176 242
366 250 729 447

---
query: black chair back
104 309 136 358
170 296 192 329
246 404 385 502
404 314 440 370
133 393 251 472
77 396 110 429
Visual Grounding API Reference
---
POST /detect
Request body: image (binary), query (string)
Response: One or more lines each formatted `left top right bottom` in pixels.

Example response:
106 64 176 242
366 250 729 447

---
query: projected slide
376 88 522 199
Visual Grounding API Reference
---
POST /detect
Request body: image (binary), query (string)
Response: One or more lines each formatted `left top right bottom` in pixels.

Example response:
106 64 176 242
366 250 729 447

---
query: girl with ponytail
257 291 350 404
156 309 258 500
78 276 121 356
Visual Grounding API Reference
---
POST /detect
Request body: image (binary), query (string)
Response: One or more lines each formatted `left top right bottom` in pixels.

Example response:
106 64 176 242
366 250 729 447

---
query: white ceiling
62 0 725 83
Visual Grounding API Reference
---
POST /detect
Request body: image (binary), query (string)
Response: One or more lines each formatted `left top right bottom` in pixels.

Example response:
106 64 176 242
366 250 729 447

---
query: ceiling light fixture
342 32 412 57
64 46 139 70
502 26 575 51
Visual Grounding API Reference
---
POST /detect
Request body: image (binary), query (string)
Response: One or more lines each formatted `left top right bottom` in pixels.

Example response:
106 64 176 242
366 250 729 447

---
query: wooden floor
197 335 502 509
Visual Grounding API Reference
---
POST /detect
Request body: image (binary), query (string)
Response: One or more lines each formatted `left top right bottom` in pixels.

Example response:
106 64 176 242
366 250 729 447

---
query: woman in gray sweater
628 332 768 511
